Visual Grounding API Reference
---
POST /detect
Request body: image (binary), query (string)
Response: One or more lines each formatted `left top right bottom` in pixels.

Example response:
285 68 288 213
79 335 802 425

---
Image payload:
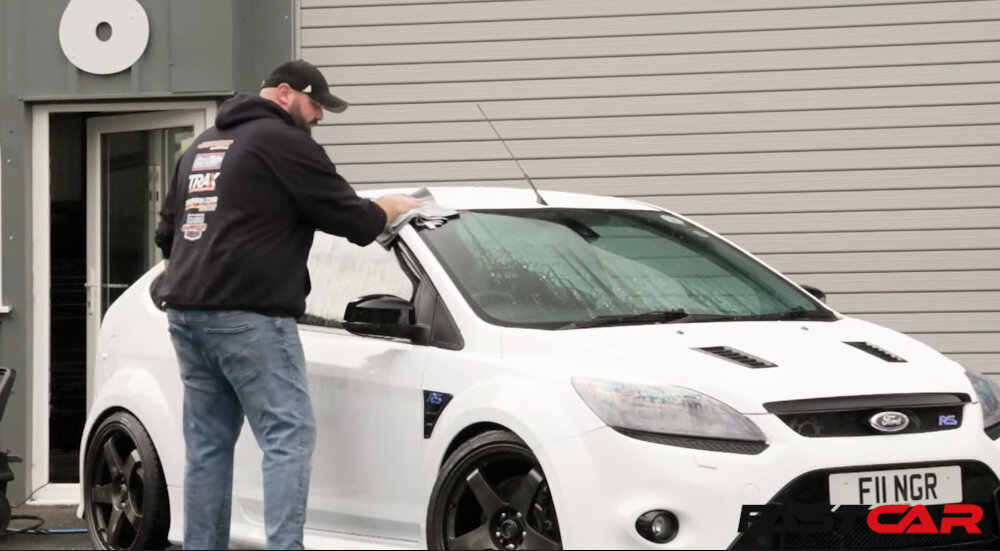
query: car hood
501 317 974 413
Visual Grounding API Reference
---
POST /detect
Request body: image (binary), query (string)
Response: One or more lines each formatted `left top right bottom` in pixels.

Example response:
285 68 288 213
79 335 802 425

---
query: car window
301 232 415 328
420 209 823 328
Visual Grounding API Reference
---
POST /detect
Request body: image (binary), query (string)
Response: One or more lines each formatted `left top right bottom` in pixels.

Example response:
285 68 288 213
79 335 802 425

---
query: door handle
84 282 129 316
83 283 130 289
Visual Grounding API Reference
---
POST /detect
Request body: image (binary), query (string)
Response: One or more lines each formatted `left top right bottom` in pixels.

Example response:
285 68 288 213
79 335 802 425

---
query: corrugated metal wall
299 0 1000 374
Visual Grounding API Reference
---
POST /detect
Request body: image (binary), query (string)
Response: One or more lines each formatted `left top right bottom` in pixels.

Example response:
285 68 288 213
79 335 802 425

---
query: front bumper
540 415 1000 550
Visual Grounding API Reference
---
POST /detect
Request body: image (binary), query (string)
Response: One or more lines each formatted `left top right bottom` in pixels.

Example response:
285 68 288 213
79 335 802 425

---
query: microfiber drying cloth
376 188 459 249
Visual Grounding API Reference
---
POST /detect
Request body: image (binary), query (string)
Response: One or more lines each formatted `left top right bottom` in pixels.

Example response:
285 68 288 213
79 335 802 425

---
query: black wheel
84 411 169 550
426 430 562 550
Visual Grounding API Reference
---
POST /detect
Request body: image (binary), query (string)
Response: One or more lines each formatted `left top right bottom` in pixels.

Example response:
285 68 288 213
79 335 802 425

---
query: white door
85 111 206 406
231 235 428 542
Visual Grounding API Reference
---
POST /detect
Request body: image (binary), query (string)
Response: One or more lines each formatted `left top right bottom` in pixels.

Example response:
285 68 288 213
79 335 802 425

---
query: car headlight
572 377 766 442
966 371 1000 432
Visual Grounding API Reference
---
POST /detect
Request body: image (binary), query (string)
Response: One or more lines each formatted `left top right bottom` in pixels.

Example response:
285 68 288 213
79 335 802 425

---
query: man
153 59 420 550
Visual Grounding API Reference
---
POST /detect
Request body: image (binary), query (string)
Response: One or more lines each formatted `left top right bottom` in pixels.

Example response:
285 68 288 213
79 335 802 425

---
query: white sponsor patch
181 223 207 241
192 152 225 172
197 140 234 151
185 196 218 212
186 213 205 225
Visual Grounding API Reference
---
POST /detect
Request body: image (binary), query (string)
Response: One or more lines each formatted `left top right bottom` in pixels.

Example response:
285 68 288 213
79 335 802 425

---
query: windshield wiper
559 309 697 330
558 306 836 329
690 306 837 322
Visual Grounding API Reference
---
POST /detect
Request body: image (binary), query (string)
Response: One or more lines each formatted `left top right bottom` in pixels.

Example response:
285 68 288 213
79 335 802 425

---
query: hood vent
695 346 776 369
844 342 907 363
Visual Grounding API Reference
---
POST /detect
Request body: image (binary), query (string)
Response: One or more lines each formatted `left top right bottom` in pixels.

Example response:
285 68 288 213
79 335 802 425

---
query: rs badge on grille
870 411 910 433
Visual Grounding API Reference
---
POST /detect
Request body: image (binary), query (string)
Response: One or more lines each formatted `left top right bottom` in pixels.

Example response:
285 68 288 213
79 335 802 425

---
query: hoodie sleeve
260 129 387 245
154 157 185 259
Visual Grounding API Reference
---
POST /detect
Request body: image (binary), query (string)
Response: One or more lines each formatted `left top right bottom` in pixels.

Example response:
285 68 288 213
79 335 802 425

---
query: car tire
83 411 170 550
426 430 562 550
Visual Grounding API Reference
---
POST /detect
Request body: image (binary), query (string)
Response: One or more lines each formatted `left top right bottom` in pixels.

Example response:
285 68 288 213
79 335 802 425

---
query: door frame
84 110 206 420
30 101 217 496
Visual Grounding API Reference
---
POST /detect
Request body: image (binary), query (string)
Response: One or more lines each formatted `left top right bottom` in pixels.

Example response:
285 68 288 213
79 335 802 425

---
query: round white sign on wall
59 0 151 75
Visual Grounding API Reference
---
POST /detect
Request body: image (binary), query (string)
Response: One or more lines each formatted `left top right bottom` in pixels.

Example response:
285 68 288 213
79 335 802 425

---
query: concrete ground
1 504 181 550
1 504 90 550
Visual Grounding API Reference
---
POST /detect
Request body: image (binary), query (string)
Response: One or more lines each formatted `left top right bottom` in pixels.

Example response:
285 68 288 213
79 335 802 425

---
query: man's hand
375 194 423 227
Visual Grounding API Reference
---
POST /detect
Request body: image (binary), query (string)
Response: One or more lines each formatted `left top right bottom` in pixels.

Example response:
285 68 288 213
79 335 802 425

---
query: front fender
420 374 603 535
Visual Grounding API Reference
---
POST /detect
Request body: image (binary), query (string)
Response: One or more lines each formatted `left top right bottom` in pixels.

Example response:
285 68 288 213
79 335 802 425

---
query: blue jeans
167 310 316 550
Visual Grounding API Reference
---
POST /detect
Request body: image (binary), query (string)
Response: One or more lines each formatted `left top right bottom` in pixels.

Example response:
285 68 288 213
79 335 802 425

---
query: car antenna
476 104 548 206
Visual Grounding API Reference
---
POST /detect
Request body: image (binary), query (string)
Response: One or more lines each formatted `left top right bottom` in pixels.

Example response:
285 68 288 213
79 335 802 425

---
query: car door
299 234 429 541
231 234 431 542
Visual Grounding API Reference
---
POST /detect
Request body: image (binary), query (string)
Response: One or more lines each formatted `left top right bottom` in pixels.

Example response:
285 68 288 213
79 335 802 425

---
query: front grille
778 405 964 437
729 460 1000 550
765 394 970 438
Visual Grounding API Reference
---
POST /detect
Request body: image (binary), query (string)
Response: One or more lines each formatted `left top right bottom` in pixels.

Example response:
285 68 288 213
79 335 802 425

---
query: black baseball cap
261 59 348 113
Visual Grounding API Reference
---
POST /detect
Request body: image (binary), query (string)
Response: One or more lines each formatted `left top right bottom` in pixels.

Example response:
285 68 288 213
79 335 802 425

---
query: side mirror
343 294 428 343
800 284 826 303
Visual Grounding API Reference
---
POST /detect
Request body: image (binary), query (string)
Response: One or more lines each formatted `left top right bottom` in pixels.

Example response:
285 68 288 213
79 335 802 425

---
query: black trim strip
764 393 971 414
614 427 768 455
986 422 1000 441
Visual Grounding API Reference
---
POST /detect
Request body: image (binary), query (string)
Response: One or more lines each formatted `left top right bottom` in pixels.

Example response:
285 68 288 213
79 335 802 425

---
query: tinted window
301 233 414 328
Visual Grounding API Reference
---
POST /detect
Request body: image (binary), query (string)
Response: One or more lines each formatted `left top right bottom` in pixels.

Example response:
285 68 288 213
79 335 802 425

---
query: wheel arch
424 420 567 550
420 374 603 549
440 422 511 468
78 367 182 518
425 374 600 480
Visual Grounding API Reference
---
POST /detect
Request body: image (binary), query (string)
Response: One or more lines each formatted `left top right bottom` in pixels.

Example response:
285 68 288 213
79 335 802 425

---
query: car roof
356 186 659 211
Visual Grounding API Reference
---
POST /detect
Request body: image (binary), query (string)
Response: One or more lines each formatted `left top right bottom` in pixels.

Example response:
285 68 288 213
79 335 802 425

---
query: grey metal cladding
10 0 295 100
300 0 1000 376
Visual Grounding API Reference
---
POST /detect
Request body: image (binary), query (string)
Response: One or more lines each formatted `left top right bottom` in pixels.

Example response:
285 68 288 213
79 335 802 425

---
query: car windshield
419 209 830 329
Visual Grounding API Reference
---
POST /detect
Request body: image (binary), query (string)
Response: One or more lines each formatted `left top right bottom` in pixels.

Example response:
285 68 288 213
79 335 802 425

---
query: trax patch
197 140 233 151
188 172 219 193
192 152 225 172
185 196 218 212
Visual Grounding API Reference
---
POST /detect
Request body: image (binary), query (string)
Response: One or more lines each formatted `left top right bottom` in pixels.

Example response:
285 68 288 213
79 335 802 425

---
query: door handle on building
84 283 130 315
83 283 130 289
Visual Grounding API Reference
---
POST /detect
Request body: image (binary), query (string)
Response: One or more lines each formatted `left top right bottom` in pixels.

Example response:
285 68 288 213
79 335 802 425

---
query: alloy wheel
435 433 562 550
90 429 146 548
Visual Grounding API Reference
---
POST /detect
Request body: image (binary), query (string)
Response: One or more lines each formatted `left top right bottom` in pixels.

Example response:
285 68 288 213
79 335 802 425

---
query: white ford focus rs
79 187 1000 550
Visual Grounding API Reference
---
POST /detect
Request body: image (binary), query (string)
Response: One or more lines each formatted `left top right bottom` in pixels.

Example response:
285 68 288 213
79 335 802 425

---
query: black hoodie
154 94 387 318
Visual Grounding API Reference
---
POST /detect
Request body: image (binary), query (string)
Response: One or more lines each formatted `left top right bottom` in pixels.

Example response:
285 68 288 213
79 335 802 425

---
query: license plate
829 466 962 506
